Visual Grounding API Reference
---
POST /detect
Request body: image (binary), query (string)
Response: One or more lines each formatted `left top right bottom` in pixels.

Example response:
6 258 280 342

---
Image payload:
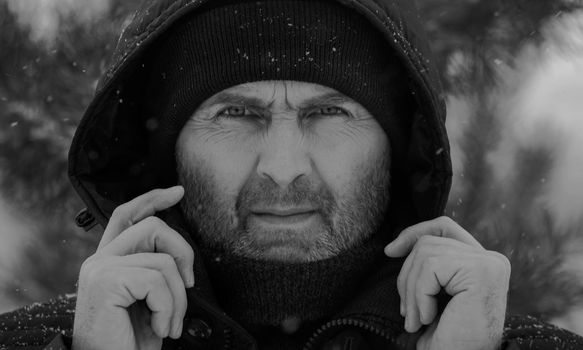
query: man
1 0 582 349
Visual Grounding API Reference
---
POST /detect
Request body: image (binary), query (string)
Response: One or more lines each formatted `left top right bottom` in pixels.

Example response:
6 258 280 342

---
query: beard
177 152 391 262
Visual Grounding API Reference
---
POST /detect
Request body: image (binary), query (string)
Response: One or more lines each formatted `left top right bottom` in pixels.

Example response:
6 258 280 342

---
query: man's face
176 81 390 262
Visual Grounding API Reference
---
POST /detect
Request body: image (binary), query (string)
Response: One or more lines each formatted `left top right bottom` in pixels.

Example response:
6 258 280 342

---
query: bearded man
1 0 583 349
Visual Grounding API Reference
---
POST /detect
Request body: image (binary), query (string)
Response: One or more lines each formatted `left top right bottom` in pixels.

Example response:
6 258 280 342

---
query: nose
256 120 312 188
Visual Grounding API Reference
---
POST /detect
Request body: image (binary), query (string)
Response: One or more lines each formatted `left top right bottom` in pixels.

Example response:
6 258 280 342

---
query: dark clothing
2 295 583 349
2 0 583 349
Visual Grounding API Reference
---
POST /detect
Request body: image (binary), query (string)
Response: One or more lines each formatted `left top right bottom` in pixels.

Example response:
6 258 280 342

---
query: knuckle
436 216 457 233
396 272 406 292
478 252 511 279
80 255 97 271
503 257 512 275
79 256 103 281
158 253 176 269
143 268 165 287
141 217 168 238
78 262 94 284
437 216 454 226
111 205 129 221
143 216 165 229
397 272 405 286
82 262 111 287
491 251 511 275
416 235 436 251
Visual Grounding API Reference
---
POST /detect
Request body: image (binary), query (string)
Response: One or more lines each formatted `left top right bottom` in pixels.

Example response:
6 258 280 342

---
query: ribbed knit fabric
201 233 387 329
141 0 412 186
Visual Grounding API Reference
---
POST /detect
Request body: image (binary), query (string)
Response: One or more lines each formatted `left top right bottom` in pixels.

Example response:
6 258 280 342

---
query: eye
309 106 350 118
217 106 250 117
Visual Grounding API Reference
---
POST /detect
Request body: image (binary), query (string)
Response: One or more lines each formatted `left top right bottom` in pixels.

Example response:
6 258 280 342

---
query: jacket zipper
303 317 398 350
222 327 232 350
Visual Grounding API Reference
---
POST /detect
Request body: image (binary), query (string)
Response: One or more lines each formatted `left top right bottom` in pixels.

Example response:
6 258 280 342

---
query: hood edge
68 0 452 228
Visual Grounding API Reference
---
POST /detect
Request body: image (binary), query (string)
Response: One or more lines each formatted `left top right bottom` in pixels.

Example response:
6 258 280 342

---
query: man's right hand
72 187 195 350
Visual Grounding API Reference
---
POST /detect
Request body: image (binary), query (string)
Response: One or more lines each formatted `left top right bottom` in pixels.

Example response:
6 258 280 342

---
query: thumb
384 216 482 257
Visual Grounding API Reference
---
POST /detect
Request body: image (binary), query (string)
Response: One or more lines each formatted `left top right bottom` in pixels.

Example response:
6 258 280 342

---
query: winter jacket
2 0 583 349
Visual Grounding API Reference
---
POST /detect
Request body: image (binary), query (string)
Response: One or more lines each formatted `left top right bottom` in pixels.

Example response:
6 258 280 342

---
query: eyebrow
297 92 352 109
199 91 269 109
199 90 353 110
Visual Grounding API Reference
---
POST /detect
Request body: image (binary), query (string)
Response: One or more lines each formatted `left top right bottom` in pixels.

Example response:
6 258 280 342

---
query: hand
72 187 195 350
384 217 510 350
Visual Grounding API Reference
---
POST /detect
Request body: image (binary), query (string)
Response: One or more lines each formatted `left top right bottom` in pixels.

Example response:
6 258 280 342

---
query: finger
116 253 188 339
416 258 441 326
396 235 469 319
98 216 195 287
120 268 174 339
384 216 483 257
397 246 416 317
410 238 474 327
405 249 424 333
99 186 184 249
405 247 464 332
414 252 488 322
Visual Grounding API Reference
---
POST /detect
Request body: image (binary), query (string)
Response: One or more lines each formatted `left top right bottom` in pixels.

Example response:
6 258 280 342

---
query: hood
68 0 452 232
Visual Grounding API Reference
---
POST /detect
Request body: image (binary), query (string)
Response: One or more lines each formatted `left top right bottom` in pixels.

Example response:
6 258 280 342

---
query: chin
259 245 316 263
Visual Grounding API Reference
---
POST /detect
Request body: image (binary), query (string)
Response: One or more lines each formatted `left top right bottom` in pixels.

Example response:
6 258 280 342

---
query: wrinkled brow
199 92 268 109
199 91 353 110
298 92 352 109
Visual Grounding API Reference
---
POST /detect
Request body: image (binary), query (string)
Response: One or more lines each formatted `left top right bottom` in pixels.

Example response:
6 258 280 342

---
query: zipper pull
75 208 97 232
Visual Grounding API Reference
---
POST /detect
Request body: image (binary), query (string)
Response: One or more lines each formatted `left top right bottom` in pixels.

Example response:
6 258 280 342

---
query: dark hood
68 0 452 234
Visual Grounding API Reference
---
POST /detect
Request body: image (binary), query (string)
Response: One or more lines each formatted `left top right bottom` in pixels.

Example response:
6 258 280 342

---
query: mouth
250 207 319 225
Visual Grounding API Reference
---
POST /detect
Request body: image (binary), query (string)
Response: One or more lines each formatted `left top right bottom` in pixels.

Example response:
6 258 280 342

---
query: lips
250 207 319 225
251 207 318 216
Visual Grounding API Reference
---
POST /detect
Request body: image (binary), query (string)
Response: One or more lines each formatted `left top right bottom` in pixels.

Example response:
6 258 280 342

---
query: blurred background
1 0 583 336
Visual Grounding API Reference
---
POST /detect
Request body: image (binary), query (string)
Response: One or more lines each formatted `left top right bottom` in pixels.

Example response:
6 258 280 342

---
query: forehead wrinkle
283 81 294 110
276 81 353 110
264 81 294 110
268 81 278 108
197 83 357 115
199 91 269 110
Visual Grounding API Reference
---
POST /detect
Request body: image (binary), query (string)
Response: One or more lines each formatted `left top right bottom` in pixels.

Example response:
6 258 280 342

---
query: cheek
177 125 258 197
310 121 389 196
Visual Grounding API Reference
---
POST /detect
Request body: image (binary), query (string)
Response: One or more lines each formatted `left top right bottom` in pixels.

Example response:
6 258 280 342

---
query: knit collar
199 233 388 329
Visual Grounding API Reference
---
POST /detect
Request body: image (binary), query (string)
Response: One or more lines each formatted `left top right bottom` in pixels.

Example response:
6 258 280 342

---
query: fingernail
187 271 195 288
173 322 183 339
169 186 184 195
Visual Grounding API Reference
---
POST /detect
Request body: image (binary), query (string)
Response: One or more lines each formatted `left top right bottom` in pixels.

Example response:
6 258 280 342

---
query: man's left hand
385 216 511 350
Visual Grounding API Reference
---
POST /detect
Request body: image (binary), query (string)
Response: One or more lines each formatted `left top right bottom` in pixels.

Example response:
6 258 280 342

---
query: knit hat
141 0 413 187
